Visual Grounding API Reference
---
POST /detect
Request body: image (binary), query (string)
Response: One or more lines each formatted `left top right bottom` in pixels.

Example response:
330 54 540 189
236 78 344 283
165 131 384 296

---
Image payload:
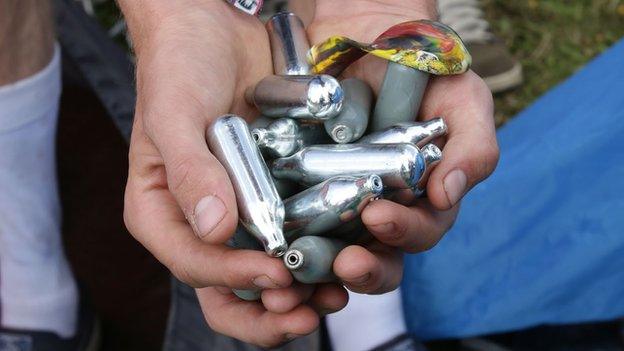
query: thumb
143 109 238 244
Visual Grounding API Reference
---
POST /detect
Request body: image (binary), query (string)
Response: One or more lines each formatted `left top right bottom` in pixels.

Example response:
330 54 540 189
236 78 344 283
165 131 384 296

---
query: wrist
309 0 437 42
315 0 436 19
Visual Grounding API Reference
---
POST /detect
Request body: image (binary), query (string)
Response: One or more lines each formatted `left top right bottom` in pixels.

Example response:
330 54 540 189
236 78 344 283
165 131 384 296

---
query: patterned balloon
308 20 471 77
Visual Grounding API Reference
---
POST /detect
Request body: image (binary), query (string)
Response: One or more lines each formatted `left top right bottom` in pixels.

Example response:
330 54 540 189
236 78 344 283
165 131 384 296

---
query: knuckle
170 262 197 287
122 206 136 236
168 156 196 192
122 199 136 234
416 236 440 252
467 138 500 183
202 311 223 334
122 186 142 236
394 222 409 240
221 252 243 288
482 140 501 173
169 247 205 288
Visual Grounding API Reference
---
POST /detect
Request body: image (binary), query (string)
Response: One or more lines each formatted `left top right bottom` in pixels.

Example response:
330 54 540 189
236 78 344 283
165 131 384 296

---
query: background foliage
92 0 624 126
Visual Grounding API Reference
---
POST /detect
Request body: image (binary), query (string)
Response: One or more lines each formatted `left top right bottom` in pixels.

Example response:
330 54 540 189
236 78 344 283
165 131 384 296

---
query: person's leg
327 289 427 351
0 0 78 342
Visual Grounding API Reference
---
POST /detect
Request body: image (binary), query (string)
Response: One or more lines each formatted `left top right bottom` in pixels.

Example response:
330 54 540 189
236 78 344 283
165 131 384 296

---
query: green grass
482 0 624 125
92 0 624 126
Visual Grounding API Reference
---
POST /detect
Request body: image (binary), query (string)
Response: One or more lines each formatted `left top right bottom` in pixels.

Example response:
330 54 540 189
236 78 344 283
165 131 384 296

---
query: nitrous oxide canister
283 175 383 241
358 118 447 147
272 143 441 189
283 236 347 284
206 115 288 257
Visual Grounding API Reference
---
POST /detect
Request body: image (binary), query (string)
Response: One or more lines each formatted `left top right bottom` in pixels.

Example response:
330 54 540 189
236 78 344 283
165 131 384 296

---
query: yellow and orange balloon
308 20 471 77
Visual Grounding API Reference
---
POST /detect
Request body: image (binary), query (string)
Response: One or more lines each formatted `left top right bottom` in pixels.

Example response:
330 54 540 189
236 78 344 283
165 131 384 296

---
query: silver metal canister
358 117 447 147
248 75 344 121
283 175 383 241
266 12 312 75
252 118 329 158
324 78 373 143
272 143 440 189
371 62 429 131
283 236 347 284
386 143 443 201
206 115 288 257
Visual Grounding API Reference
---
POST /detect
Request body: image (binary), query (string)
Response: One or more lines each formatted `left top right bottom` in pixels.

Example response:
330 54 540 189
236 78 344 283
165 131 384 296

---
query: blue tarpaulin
402 39 624 340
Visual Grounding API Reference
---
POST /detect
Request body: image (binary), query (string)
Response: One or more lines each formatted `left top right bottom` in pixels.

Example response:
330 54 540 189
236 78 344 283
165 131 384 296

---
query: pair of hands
120 0 499 347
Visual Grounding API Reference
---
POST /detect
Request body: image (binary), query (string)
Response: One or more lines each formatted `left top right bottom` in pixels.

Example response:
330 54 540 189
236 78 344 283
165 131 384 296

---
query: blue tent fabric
401 38 624 340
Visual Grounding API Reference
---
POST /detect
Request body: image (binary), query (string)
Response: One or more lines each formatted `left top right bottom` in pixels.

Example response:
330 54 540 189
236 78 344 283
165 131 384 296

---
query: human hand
283 0 499 294
120 1 345 346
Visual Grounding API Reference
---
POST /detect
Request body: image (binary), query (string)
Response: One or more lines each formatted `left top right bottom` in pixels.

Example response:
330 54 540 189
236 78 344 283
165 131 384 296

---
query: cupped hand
120 1 342 347
288 0 499 294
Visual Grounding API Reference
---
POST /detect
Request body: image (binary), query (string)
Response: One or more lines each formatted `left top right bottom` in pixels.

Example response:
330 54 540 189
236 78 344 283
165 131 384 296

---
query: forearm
293 0 437 43
0 0 54 85
314 0 437 21
118 0 249 53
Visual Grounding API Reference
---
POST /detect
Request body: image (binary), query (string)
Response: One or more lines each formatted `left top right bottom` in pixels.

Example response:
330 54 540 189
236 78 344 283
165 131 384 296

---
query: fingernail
347 273 371 286
443 169 467 207
194 195 227 237
252 275 281 289
368 222 396 235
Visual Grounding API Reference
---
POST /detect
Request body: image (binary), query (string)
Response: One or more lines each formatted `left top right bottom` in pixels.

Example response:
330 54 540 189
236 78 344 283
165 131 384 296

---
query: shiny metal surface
249 75 344 120
272 143 436 189
266 12 312 75
413 143 443 193
284 236 347 284
283 175 383 240
387 143 443 201
358 117 447 147
206 115 287 257
372 62 429 131
273 177 300 199
252 118 329 158
324 78 372 143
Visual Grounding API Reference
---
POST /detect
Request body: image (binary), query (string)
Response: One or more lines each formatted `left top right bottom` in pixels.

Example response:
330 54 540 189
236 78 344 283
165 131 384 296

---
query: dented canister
324 78 372 143
206 115 288 257
284 236 347 284
248 75 344 121
252 118 329 158
283 175 383 241
358 117 447 147
272 143 441 189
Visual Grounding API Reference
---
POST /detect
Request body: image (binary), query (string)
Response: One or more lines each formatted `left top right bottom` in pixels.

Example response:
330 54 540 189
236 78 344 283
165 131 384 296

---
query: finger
124 180 291 290
420 71 500 210
198 287 320 348
261 283 316 314
143 111 238 243
333 243 403 294
136 47 240 243
362 199 459 253
308 283 349 316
